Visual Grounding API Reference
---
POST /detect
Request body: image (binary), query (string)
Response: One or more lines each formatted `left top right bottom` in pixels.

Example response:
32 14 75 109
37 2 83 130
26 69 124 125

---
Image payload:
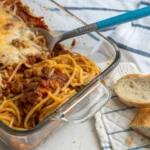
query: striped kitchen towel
95 62 150 150
54 0 150 149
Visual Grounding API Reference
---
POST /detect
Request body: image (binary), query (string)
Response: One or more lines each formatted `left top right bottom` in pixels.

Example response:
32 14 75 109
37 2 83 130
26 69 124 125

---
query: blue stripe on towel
49 8 60 11
49 7 129 12
104 107 135 115
108 128 133 135
108 37 150 58
87 33 100 41
141 1 150 6
126 144 150 150
102 146 112 149
132 23 150 30
133 1 150 31
64 7 130 12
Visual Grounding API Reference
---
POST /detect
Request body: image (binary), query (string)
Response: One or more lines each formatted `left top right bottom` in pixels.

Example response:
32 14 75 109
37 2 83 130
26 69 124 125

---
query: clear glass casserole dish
0 0 120 149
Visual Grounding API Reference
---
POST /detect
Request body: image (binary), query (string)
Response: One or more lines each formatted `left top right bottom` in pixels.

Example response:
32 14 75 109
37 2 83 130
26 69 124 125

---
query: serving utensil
31 6 150 53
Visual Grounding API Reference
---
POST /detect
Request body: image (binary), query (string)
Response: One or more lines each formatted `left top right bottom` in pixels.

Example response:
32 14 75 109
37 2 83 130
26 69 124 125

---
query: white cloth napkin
54 0 150 149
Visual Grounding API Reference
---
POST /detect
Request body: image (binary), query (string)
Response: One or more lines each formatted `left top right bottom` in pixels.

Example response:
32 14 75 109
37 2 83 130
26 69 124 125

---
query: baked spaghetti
0 0 101 130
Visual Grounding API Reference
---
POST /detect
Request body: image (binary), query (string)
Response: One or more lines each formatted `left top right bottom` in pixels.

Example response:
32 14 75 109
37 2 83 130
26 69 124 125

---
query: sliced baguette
130 108 150 138
114 74 150 108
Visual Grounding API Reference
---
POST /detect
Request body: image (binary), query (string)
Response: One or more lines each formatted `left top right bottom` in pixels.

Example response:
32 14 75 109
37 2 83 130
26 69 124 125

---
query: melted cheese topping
0 4 45 65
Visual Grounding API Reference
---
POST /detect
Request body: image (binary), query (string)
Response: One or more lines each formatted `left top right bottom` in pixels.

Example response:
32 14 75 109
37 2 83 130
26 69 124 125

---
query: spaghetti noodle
0 0 101 130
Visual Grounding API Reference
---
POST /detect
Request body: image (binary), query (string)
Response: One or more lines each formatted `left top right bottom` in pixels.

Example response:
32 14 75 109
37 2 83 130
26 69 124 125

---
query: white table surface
0 118 101 150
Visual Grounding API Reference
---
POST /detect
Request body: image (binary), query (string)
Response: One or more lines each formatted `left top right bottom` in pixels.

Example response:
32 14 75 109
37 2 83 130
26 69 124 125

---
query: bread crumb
101 79 106 85
73 141 76 144
71 39 76 47
70 39 76 51
141 137 145 141
126 136 134 147
44 6 48 11
107 62 111 66
131 136 134 141
126 139 133 147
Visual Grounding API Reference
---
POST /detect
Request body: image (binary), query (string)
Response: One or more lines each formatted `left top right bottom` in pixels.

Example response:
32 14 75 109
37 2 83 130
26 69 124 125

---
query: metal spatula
31 6 150 53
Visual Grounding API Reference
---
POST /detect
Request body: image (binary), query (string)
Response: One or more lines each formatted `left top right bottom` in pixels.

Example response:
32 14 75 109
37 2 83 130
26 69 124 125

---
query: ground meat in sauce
27 53 50 65
40 79 62 89
19 69 68 104
37 36 47 46
12 39 20 47
20 40 30 48
3 23 14 30
20 83 41 104
51 70 68 83
0 88 3 99
12 39 30 48
7 70 13 76
22 79 30 88
39 79 49 88
52 44 71 57
11 16 20 22
24 69 33 78
19 102 36 116
11 80 23 94
48 79 62 89
71 39 76 47
3 88 10 97
32 68 42 77
14 0 49 30
41 66 51 79
27 55 37 65
20 82 50 105
21 91 41 104
0 46 69 107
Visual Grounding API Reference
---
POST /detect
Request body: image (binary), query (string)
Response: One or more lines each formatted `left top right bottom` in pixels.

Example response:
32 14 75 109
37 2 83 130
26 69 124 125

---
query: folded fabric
95 63 150 150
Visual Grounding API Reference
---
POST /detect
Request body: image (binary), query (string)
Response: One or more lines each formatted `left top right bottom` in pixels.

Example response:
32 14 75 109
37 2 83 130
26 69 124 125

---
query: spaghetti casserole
0 0 101 130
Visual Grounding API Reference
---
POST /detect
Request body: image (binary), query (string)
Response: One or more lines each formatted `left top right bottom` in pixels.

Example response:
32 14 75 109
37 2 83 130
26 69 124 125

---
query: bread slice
130 108 150 138
114 74 150 108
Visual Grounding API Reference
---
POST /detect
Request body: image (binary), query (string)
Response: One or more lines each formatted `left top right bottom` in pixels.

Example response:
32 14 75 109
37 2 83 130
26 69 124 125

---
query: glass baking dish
0 0 120 149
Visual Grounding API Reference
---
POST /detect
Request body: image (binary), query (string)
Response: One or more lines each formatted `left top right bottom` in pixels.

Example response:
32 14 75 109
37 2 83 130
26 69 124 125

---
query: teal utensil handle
96 6 150 29
57 6 150 42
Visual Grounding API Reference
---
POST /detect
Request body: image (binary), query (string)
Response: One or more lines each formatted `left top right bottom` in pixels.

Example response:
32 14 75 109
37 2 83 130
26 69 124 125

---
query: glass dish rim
0 0 121 135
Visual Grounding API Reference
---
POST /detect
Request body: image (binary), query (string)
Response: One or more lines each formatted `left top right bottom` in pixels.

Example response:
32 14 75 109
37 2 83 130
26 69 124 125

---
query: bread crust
114 74 150 108
131 127 150 138
130 108 150 138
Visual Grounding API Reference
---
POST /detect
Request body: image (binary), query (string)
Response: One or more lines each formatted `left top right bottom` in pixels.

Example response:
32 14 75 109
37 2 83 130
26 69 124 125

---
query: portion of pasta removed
0 0 101 130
